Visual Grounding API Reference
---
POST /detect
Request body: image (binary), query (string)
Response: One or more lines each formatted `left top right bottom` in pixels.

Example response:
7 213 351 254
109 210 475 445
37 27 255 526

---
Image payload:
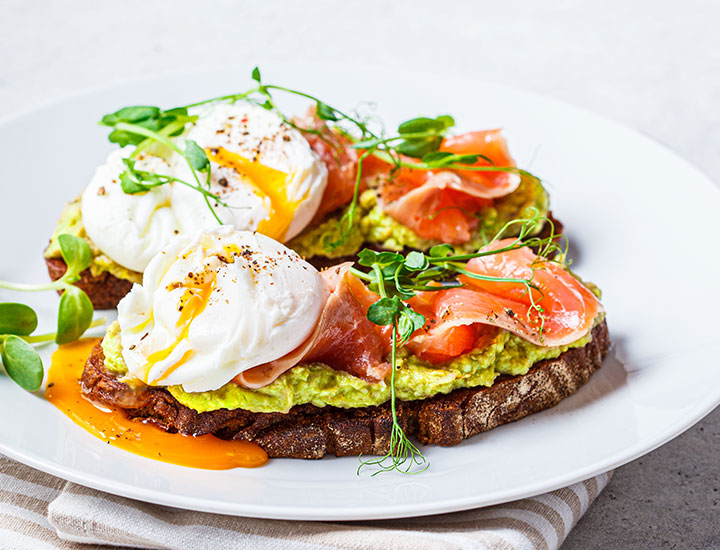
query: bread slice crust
79 320 609 459
45 257 135 311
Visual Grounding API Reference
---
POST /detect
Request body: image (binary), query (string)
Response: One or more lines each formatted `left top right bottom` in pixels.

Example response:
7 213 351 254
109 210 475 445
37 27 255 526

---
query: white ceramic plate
1 64 718 521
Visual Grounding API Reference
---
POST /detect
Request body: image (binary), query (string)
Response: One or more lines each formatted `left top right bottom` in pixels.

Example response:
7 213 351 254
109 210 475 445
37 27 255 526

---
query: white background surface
1 0 718 180
1 0 718 547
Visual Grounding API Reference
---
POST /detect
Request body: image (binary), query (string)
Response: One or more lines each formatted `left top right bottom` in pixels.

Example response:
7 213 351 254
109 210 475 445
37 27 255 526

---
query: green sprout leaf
394 115 455 158
251 66 261 82
421 151 493 168
101 104 194 146
119 171 149 194
429 243 455 258
0 336 43 391
159 107 190 135
404 251 429 271
397 115 454 135
395 137 442 159
100 106 161 127
316 101 339 121
56 286 93 345
453 153 485 165
106 129 146 147
0 303 38 335
420 151 454 165
366 296 402 326
397 307 425 343
184 140 209 172
58 234 92 280
357 249 403 268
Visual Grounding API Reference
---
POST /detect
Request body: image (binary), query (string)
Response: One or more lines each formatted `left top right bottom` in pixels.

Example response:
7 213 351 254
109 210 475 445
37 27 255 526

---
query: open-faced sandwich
76 220 607 471
30 69 609 473
44 70 551 309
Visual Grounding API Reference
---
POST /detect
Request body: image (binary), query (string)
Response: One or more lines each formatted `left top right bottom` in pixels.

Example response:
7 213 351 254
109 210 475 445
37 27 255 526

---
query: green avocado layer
47 175 548 281
288 174 549 258
44 200 142 283
102 312 600 415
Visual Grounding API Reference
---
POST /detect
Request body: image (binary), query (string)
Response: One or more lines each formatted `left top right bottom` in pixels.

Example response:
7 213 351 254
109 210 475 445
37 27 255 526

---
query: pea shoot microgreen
0 234 103 391
98 66 540 247
354 211 565 474
99 107 228 224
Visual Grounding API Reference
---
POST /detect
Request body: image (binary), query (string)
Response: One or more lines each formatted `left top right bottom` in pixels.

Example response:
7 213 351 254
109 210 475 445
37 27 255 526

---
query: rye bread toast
45 257 135 310
80 320 609 459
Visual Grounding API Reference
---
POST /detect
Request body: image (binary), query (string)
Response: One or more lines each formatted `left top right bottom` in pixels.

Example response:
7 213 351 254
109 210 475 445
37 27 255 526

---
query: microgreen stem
372 265 387 298
0 280 64 292
182 90 259 110
113 122 224 224
133 119 193 156
116 123 183 156
348 268 374 282
331 149 371 250
21 317 105 344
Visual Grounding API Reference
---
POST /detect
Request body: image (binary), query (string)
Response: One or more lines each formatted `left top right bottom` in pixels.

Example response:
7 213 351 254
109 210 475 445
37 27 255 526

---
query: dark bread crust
45 257 135 310
80 320 609 459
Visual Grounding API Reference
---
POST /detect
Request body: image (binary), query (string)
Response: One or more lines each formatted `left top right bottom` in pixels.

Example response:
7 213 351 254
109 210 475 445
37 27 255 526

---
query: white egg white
81 149 179 273
117 227 327 392
174 102 328 242
80 102 328 274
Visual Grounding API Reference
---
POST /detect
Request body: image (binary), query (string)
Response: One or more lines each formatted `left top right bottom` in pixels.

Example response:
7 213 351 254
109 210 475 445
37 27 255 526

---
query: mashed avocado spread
101 311 600 415
44 200 142 284
47 175 548 281
288 174 549 258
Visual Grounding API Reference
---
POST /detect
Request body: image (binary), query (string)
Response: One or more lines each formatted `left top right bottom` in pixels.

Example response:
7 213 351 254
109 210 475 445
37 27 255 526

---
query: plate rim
1 386 718 520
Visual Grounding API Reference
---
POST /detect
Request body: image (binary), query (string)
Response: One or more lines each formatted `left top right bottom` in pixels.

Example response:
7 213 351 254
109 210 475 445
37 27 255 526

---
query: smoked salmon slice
440 130 521 196
379 130 520 243
382 172 493 243
294 110 360 224
408 239 602 361
236 263 390 388
238 240 600 387
297 117 521 247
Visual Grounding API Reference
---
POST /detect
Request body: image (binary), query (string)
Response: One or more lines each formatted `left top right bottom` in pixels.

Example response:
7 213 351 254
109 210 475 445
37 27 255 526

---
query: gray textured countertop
565 407 720 549
1 1 718 547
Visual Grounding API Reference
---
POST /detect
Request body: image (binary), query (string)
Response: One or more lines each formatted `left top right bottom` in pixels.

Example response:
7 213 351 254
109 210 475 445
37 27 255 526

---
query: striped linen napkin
0 454 611 550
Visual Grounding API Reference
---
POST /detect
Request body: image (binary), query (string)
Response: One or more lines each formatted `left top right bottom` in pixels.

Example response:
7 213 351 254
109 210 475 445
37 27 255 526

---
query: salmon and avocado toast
44 72 550 309
42 69 608 473
80 223 608 466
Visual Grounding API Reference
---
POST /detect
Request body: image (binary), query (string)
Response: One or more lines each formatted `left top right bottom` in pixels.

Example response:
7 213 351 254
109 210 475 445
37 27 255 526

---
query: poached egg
117 227 327 392
81 102 327 273
173 102 328 243
81 149 180 273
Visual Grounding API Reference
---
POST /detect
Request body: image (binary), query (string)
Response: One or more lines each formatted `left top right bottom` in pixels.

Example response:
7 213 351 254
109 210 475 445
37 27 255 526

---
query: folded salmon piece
294 110 360 225
408 239 603 361
239 238 601 387
380 130 521 243
235 263 390 389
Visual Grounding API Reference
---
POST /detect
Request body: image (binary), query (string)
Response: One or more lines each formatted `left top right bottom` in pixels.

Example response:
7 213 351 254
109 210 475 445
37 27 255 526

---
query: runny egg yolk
142 270 217 385
46 339 268 470
207 147 302 241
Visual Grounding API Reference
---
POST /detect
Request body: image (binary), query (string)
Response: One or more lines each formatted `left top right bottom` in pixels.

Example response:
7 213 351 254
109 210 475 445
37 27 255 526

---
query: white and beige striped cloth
0 454 611 550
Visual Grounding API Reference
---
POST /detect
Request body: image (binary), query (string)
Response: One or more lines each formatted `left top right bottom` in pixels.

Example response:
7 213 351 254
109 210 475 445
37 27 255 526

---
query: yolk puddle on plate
45 338 268 470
